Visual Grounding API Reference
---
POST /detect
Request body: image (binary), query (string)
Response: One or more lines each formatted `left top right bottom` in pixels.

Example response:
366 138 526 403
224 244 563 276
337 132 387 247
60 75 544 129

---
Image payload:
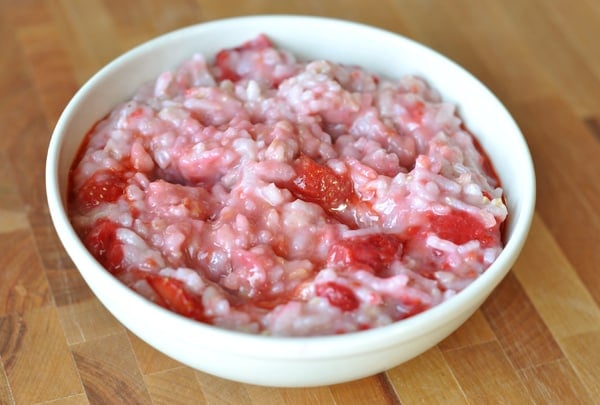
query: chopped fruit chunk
328 233 403 274
428 209 498 247
84 220 123 274
146 275 207 322
77 170 127 209
315 282 359 311
286 154 353 211
214 34 274 82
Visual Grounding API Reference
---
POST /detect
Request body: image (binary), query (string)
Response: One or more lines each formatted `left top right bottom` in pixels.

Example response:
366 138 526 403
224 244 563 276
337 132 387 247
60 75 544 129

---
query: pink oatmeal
68 35 507 336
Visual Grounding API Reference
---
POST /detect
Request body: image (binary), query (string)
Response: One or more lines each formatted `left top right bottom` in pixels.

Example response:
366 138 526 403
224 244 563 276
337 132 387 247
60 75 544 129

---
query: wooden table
1 0 598 403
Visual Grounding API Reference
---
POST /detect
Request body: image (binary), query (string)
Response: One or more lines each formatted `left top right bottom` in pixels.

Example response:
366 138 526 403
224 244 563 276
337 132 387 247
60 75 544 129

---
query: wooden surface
1 0 599 403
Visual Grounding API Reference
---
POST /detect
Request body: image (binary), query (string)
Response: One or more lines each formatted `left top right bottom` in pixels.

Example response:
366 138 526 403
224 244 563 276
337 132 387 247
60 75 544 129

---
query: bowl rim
45 14 536 360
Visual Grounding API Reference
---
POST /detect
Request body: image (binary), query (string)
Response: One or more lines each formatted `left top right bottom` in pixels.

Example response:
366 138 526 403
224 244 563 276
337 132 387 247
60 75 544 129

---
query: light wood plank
328 375 397 404
38 393 90 404
53 0 120 76
497 0 600 117
0 154 28 215
585 116 600 142
144 367 207 405
443 341 531 403
46 267 95 308
513 215 600 339
57 299 123 345
71 332 152 404
277 386 336 404
0 209 30 235
512 97 600 304
394 0 490 83
438 309 496 351
244 385 287 405
544 0 600 81
14 11 78 128
518 359 594 404
0 230 51 315
0 307 85 404
194 371 252 404
387 346 466 404
127 331 182 375
481 272 564 370
559 330 600 399
435 0 554 109
0 361 15 405
102 0 204 51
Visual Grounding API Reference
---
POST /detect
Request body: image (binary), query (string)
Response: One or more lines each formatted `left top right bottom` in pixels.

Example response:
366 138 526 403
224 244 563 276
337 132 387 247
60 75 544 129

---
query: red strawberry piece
77 170 127 210
428 209 498 247
214 50 241 82
286 154 353 211
328 233 403 274
83 220 124 274
315 281 359 312
146 274 207 322
214 34 274 82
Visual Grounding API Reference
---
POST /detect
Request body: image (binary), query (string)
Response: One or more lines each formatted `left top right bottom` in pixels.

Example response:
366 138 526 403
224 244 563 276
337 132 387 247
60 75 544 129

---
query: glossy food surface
68 35 507 336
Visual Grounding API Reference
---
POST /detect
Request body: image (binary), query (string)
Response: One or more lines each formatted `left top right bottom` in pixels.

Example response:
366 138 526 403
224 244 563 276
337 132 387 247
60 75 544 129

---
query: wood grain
0 0 598 403
443 341 531 403
0 308 84 404
71 332 152 404
387 347 465 403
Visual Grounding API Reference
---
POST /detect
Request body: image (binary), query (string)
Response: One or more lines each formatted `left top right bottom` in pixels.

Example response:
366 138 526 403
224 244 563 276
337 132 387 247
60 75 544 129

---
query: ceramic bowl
46 15 535 387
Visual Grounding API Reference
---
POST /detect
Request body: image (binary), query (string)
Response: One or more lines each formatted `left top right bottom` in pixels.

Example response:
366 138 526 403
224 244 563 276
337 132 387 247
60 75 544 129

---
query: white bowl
46 15 535 387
